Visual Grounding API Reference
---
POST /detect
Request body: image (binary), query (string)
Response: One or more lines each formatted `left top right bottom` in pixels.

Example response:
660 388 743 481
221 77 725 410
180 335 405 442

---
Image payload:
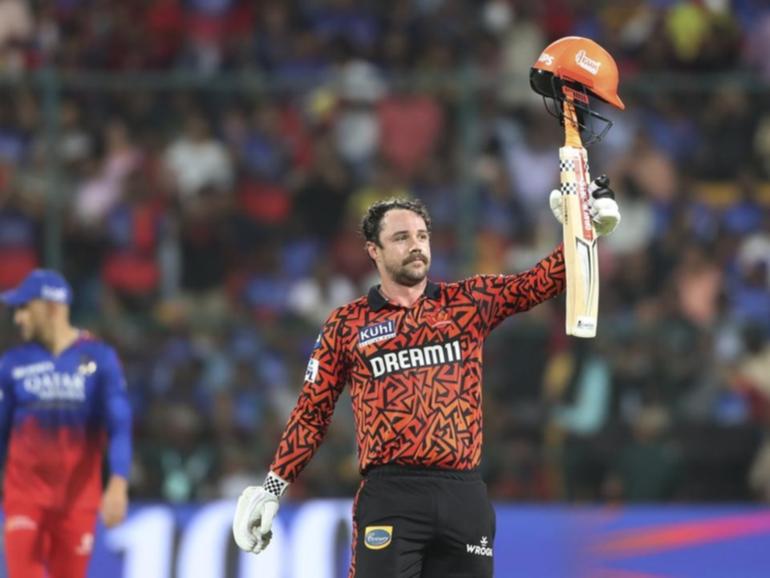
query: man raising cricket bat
531 36 625 337
233 37 622 578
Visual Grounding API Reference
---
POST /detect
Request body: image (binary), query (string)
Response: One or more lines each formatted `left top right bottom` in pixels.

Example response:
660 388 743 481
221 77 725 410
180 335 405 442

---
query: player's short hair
361 198 432 246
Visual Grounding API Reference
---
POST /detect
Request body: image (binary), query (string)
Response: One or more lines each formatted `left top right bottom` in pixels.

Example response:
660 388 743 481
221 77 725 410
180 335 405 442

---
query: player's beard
386 252 430 287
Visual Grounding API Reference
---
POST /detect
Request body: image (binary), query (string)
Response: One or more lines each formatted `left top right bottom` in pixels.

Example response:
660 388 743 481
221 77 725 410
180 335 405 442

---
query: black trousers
349 466 496 578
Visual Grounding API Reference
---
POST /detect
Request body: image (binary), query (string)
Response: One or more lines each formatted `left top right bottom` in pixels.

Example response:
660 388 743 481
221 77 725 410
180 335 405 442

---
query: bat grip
563 100 582 148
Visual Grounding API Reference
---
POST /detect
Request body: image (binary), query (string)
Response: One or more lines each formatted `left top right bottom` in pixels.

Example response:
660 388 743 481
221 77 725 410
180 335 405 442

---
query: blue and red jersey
0 332 132 511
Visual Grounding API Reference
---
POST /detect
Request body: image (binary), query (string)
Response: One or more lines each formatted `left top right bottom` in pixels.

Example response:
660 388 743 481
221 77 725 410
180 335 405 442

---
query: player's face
13 300 49 341
369 209 431 287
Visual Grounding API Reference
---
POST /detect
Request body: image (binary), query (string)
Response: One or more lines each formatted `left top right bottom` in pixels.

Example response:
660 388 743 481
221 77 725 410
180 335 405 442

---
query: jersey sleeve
269 310 349 483
99 346 133 479
0 355 15 469
464 244 565 335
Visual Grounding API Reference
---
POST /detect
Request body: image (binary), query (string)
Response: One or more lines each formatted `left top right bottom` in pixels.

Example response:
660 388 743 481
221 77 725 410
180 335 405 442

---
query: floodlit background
0 0 769 577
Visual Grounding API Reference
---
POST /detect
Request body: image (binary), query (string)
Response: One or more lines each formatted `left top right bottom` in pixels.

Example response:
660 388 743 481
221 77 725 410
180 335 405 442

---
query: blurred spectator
546 343 613 501
57 99 93 167
722 171 766 236
287 261 357 326
737 213 770 290
101 169 165 309
293 133 353 241
239 101 293 181
309 0 380 53
0 0 33 73
163 113 233 201
605 404 682 502
378 88 444 178
672 242 723 328
744 6 770 81
694 86 756 180
0 186 39 289
491 1 546 110
143 0 185 68
502 109 559 221
333 59 386 172
728 325 770 501
73 119 142 226
140 403 219 503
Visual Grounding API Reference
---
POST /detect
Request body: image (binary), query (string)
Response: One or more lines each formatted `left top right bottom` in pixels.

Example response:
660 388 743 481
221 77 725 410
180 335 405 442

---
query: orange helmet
530 36 624 110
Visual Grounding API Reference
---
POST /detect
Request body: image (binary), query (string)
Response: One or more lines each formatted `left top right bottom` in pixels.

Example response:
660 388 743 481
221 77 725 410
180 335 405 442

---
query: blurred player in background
234 194 620 577
0 270 132 578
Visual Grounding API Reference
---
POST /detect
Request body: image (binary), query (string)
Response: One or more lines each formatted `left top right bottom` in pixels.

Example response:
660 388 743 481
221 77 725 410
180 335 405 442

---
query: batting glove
232 471 288 554
549 174 621 236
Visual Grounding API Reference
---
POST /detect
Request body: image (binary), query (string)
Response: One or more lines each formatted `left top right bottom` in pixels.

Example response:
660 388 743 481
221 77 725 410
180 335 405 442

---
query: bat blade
560 144 599 338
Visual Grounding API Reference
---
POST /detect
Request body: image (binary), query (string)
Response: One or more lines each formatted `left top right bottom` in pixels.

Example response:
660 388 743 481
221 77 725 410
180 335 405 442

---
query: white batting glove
549 174 621 236
549 188 566 224
588 175 621 236
232 471 288 554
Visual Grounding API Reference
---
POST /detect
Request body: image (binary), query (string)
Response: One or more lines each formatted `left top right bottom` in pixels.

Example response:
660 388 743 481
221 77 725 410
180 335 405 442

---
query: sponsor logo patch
358 320 396 348
75 533 94 555
11 361 55 380
574 49 601 75
304 358 319 382
538 51 554 66
367 339 462 378
364 526 393 550
466 536 493 557
41 285 68 302
23 372 86 401
5 515 38 532
78 356 97 375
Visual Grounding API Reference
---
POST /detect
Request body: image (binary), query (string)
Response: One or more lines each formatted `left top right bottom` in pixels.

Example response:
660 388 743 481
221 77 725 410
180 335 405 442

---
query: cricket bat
560 98 598 338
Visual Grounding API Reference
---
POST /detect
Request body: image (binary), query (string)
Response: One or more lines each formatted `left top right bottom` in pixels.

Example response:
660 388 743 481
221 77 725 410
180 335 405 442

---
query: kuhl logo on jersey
367 339 462 378
358 320 397 348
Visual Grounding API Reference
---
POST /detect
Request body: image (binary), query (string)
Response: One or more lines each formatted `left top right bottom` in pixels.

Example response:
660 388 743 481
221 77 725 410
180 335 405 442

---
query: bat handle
563 100 582 148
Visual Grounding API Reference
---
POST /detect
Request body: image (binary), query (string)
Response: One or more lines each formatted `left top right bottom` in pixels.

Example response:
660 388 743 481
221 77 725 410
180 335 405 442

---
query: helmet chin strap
540 76 614 146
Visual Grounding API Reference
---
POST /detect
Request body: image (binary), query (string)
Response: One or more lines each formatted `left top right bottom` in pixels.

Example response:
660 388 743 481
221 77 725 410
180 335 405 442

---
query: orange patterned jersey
270 245 565 482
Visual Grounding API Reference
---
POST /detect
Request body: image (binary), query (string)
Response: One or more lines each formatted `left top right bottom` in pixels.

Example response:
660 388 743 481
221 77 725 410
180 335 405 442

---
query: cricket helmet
530 36 624 143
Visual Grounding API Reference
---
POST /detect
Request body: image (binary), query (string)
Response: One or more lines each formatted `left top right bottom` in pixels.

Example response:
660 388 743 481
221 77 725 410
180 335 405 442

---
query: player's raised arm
465 244 567 335
99 346 133 528
233 311 349 555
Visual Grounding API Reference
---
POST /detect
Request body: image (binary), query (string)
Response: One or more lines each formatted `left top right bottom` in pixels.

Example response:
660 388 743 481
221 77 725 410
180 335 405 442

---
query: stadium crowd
0 0 769 504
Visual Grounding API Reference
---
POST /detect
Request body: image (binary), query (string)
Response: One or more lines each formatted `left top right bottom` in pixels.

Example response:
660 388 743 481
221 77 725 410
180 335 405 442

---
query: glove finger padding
591 197 621 236
587 174 620 236
549 189 564 225
260 500 279 534
233 487 259 552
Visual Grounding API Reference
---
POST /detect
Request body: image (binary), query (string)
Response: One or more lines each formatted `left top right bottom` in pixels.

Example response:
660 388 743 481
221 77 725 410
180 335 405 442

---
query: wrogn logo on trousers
466 536 493 557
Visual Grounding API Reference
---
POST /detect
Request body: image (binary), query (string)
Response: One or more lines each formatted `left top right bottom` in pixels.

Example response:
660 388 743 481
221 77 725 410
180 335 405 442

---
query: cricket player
234 192 620 577
0 270 132 578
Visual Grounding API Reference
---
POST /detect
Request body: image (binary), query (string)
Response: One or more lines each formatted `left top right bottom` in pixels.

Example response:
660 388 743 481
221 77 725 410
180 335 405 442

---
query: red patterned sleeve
464 244 565 334
269 310 349 482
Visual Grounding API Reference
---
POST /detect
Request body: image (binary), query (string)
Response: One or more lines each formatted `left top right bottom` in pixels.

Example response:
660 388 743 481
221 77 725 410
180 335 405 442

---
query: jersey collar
367 281 441 311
